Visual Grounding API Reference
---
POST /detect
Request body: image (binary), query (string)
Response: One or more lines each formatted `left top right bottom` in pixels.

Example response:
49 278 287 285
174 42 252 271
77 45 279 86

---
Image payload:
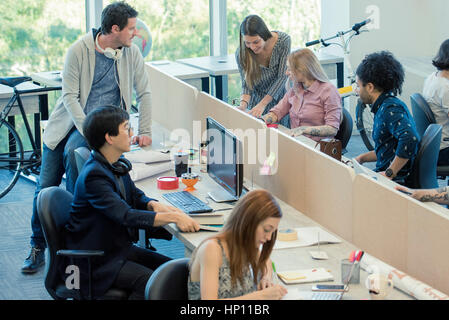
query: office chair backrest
144 258 190 300
410 93 436 138
406 124 442 189
335 107 353 152
74 146 91 177
37 186 73 300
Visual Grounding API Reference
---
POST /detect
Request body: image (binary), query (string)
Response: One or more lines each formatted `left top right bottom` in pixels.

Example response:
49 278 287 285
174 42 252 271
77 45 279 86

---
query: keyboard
162 191 213 214
310 291 342 300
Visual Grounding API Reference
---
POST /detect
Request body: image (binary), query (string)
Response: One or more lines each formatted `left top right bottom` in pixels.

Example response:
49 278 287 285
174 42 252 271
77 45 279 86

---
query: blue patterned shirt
372 92 420 178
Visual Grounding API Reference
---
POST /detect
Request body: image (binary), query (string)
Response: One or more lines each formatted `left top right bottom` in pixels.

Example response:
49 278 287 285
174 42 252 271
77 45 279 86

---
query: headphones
91 150 132 176
95 32 123 61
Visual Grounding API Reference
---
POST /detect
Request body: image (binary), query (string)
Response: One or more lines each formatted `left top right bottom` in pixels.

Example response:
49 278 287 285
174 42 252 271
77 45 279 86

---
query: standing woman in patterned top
236 15 291 128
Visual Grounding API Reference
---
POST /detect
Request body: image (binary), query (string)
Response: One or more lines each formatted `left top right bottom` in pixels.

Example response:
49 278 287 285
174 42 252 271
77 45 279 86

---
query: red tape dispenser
157 176 179 190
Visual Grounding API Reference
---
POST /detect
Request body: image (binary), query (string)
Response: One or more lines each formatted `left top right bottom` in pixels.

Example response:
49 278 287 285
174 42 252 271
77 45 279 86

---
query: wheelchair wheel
0 120 24 199
355 99 375 151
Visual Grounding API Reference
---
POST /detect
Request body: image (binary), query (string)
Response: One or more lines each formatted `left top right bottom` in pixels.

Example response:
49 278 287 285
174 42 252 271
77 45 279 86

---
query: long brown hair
191 189 282 288
239 15 273 90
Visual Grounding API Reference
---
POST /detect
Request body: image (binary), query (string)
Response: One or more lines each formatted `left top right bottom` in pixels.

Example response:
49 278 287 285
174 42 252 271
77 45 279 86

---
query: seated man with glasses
61 106 199 300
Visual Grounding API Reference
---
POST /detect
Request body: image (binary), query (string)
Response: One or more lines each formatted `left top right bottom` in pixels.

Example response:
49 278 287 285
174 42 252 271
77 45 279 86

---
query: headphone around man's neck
95 32 123 61
91 150 132 176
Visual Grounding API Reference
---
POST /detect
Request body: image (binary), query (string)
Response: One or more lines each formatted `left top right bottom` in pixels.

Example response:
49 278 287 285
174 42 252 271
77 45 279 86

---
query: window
0 0 85 151
226 0 321 102
104 0 210 61
0 0 85 76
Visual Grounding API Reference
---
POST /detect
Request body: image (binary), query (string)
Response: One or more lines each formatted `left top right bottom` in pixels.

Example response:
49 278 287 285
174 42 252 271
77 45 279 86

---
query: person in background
262 48 342 141
354 51 419 182
188 189 287 300
236 14 291 128
23 1 153 274
422 38 449 166
62 106 199 299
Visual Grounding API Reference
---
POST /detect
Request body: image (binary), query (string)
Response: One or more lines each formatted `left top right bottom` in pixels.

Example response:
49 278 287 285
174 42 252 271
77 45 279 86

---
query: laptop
351 158 392 185
285 260 358 300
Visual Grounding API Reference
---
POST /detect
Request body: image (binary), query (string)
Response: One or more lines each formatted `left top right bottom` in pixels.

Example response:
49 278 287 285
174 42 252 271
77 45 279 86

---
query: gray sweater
43 30 152 150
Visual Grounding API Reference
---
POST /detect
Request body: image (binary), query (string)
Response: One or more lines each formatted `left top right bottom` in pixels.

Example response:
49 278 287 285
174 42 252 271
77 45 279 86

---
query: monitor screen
206 117 243 199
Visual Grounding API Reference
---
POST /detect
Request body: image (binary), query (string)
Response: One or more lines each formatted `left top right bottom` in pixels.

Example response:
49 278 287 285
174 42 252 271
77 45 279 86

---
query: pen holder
341 259 360 284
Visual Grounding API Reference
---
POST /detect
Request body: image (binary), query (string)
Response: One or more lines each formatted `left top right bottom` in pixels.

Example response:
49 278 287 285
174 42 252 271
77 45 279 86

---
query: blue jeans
30 128 89 248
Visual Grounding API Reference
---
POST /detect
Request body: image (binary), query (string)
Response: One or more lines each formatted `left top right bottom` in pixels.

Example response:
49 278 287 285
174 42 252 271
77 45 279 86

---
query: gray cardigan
43 30 152 150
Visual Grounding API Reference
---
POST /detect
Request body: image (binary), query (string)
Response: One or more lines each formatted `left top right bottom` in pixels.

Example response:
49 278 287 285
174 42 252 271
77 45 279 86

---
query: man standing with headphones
23 2 153 273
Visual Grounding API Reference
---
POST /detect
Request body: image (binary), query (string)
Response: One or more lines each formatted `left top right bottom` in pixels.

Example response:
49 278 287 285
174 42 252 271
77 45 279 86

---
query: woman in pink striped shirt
262 48 342 141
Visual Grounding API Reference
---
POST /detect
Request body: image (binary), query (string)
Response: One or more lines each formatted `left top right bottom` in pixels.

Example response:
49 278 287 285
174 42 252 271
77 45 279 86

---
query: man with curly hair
354 51 419 182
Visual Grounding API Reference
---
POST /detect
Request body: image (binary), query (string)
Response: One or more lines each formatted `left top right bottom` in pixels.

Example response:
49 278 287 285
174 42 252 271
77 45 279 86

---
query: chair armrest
56 250 104 258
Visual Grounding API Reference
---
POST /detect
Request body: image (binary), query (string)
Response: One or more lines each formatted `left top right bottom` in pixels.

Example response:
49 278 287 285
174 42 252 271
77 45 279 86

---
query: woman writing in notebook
262 48 342 142
188 189 287 300
236 15 291 128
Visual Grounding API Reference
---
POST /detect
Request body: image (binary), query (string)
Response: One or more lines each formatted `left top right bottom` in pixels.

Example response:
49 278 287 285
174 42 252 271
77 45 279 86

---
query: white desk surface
147 60 209 80
132 119 412 300
30 71 62 87
177 52 343 77
0 81 47 99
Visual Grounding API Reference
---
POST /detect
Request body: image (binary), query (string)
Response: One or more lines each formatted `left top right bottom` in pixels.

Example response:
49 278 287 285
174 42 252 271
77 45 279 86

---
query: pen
272 261 277 273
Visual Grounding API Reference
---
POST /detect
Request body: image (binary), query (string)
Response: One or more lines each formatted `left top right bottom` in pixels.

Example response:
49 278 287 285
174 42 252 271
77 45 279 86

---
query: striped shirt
235 31 291 125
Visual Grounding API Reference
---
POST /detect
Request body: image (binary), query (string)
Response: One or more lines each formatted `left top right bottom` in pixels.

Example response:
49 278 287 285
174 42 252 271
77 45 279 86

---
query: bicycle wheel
0 120 24 198
355 99 375 151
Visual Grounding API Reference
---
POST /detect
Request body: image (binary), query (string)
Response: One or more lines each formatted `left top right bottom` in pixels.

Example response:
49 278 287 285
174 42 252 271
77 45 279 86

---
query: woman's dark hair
101 1 138 34
83 106 129 151
240 15 272 40
356 51 405 96
432 39 449 71
239 15 273 90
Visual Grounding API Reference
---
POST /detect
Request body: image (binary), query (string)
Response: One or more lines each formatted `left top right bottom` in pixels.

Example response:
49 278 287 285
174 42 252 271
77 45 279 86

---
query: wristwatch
385 168 394 178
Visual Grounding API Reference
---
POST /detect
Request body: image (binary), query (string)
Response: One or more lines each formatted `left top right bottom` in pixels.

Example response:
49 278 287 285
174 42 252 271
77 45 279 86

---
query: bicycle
306 19 375 151
0 76 61 198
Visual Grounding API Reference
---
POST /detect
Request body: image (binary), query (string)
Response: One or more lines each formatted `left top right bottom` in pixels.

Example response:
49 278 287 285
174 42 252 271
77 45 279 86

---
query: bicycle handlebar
352 19 371 33
305 18 371 47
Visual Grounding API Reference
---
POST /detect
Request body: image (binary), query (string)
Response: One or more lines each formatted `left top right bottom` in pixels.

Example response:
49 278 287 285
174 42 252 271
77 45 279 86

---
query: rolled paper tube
278 228 298 241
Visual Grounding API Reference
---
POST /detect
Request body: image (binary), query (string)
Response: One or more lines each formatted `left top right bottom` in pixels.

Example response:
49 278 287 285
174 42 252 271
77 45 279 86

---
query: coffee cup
365 273 394 300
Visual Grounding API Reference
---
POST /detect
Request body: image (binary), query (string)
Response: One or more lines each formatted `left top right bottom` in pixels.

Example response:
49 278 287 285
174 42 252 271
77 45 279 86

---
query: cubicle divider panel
407 200 449 294
196 92 308 212
146 64 199 134
304 148 355 243
352 175 409 272
196 92 269 182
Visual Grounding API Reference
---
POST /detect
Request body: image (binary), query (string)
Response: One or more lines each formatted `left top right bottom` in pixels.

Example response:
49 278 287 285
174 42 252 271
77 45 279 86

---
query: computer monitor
206 117 243 202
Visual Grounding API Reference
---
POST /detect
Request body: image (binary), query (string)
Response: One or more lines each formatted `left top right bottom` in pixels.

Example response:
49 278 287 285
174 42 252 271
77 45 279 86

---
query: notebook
189 213 224 225
277 268 334 284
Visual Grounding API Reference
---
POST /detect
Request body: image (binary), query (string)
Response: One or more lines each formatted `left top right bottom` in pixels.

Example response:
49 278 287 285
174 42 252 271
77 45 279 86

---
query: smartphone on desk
312 284 348 292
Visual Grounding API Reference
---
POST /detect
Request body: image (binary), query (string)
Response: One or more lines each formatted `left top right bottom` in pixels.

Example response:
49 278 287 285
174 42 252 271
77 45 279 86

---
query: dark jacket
371 92 420 179
62 154 158 299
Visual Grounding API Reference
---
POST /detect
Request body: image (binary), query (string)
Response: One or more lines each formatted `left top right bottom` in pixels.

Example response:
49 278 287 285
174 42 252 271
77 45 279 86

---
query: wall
347 0 449 106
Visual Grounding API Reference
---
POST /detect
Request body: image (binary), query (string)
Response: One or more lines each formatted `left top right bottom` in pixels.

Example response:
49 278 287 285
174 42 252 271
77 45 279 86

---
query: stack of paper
277 268 334 284
124 149 173 181
274 226 341 250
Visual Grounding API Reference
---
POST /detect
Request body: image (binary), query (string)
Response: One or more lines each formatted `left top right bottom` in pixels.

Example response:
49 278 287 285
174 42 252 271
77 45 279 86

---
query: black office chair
74 146 91 177
405 124 442 189
144 258 190 300
410 93 449 182
37 186 129 300
335 107 354 154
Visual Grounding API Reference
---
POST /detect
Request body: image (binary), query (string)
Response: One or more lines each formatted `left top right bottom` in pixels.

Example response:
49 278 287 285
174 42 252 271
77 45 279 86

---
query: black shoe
21 246 45 274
